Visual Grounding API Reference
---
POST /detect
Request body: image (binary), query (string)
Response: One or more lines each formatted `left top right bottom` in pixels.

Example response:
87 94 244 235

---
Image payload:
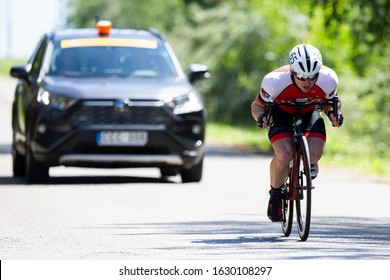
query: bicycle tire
295 136 312 241
281 169 293 237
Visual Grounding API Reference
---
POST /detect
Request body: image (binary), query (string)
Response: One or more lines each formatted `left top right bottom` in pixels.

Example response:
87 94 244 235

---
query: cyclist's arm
251 97 267 128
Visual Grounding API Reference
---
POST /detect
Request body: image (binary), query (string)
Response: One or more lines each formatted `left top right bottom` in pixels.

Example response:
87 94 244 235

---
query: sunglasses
294 72 319 81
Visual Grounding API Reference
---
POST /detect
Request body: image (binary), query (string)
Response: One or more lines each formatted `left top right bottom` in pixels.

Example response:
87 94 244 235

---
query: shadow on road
0 175 177 186
95 217 390 259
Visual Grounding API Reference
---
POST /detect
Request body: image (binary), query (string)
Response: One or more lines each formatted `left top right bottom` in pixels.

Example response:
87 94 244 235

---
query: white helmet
288 44 322 76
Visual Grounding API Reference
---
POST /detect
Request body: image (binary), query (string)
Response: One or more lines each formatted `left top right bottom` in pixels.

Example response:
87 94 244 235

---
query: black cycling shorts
268 107 326 144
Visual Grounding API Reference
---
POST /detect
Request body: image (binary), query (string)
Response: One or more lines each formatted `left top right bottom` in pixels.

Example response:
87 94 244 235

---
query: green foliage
170 1 313 124
307 0 390 71
64 0 390 174
66 0 186 31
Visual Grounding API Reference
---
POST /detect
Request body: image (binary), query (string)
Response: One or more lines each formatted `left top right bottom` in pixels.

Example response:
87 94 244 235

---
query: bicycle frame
287 108 309 201
265 97 339 241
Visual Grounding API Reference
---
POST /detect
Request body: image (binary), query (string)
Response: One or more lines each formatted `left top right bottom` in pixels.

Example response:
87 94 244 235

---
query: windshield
46 40 178 78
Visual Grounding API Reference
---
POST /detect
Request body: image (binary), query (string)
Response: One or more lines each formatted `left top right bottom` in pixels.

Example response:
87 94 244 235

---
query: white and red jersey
257 65 338 114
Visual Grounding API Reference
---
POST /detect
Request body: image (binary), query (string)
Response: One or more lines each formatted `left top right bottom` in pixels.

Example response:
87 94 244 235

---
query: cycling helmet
288 44 322 76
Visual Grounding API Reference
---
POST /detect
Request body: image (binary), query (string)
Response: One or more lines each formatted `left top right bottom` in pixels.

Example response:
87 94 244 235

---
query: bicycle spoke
281 183 293 236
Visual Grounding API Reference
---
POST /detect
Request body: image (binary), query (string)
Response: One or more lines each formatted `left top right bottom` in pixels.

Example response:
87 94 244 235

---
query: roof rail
147 28 165 40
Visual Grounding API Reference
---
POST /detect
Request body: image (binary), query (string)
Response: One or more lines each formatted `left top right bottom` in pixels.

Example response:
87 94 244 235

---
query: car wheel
160 166 179 177
180 158 203 183
12 142 26 178
25 125 49 183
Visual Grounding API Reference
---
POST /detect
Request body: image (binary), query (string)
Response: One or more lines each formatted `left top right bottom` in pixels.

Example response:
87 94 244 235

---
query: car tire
12 107 26 178
12 143 26 178
25 124 49 184
180 158 203 183
160 166 179 177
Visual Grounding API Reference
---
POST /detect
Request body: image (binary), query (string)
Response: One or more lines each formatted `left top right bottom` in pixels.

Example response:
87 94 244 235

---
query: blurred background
0 0 389 177
0 0 67 58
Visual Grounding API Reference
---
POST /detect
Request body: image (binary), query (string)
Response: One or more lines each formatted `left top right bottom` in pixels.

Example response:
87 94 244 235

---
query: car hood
42 76 195 101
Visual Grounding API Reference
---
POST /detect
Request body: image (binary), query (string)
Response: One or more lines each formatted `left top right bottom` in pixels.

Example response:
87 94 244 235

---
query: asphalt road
1 76 389 260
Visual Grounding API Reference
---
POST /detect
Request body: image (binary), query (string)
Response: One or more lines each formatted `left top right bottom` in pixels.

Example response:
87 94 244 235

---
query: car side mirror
10 65 29 80
188 64 211 83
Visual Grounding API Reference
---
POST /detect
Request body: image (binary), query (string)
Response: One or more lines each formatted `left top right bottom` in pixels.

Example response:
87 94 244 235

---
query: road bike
264 97 342 241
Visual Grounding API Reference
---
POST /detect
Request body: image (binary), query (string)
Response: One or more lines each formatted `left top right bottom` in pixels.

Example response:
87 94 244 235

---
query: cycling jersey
257 65 338 114
257 65 338 143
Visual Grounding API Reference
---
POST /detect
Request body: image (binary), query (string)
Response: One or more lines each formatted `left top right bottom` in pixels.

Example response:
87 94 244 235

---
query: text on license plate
97 131 148 146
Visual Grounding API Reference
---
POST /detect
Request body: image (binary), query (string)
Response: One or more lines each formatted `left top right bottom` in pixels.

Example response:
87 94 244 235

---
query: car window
30 37 48 79
47 41 178 79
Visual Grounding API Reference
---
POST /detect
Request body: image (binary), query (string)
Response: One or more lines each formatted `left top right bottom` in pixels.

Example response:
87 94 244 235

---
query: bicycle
263 97 343 241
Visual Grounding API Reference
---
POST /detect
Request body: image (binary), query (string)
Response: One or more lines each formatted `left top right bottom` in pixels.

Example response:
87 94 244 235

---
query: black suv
10 20 210 183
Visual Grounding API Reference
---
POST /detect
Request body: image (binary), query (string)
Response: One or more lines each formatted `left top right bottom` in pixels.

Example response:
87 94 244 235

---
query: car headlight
37 89 77 110
165 92 203 114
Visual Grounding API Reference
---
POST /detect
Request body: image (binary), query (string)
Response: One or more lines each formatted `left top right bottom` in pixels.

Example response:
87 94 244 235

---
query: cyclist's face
293 75 317 93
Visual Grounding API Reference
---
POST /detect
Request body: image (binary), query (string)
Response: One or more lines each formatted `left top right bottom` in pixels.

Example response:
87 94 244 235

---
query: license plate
97 131 148 146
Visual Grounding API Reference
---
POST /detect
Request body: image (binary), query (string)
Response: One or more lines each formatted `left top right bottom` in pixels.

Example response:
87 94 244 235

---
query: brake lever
332 96 343 126
257 102 274 128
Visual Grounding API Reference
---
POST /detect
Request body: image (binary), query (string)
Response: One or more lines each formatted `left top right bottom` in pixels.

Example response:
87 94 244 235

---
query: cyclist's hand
337 113 344 126
328 111 344 127
257 113 272 129
257 113 267 128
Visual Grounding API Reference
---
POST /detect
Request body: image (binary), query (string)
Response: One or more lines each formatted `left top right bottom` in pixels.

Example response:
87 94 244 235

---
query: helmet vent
306 59 311 72
313 61 318 72
303 44 311 72
298 62 305 72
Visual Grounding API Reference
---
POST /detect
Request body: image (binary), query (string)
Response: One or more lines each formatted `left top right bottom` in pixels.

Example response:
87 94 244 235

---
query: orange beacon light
96 20 112 35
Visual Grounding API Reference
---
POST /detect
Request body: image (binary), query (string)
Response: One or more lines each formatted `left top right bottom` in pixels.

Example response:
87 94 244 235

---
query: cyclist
251 43 343 222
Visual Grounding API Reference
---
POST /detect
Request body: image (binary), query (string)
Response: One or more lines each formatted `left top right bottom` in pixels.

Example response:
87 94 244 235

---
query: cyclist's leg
304 109 326 178
267 109 294 222
270 137 294 189
307 137 325 164
268 107 294 189
267 137 294 222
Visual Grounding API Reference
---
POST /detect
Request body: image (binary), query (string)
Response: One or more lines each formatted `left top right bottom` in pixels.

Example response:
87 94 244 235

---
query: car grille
70 100 173 125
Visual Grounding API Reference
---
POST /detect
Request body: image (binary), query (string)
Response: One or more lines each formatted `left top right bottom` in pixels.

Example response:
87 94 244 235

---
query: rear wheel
295 137 312 241
180 158 203 183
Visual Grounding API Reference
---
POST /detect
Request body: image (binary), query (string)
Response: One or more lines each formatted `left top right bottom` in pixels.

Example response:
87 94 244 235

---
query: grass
207 122 389 178
0 59 26 76
206 122 271 151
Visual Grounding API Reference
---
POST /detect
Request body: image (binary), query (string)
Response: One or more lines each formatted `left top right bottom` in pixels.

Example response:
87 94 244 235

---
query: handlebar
262 96 343 127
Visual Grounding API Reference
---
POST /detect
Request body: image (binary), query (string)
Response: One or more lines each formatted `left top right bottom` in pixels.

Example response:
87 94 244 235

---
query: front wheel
281 166 294 236
25 123 49 184
295 136 312 241
281 183 294 237
160 166 179 177
180 158 203 183
12 143 26 178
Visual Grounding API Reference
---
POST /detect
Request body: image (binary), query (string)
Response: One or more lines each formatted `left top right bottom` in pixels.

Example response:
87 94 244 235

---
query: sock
270 185 282 191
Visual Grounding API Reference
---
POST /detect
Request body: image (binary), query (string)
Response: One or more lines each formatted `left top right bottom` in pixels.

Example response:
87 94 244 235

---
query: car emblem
114 99 132 113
